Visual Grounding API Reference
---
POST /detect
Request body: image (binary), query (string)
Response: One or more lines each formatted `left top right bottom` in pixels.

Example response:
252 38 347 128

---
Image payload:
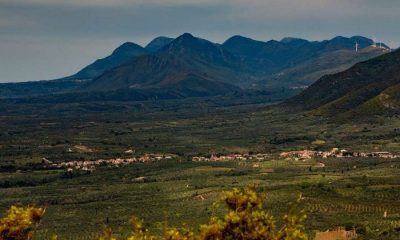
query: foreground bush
101 186 308 240
0 206 44 240
0 187 307 240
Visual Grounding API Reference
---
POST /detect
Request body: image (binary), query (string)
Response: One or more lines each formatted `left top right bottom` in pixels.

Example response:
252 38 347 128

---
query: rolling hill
286 48 400 117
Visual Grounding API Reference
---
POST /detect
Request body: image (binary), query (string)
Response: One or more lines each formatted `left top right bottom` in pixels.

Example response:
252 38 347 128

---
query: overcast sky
1 0 399 83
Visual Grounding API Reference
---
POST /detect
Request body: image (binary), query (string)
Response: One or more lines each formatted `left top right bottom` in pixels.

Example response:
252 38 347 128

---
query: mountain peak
222 36 268 58
163 33 219 53
145 36 174 52
173 33 197 44
225 35 253 42
180 32 195 39
321 36 375 51
327 35 372 44
223 35 265 46
112 42 145 55
64 41 148 80
350 36 372 42
280 37 309 45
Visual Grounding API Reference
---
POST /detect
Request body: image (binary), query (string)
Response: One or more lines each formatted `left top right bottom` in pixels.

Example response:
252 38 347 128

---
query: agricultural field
1 98 400 239
1 157 400 239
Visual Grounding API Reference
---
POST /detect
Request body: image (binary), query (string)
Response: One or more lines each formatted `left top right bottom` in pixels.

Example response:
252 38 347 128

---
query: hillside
263 46 387 88
64 42 149 80
286 48 400 117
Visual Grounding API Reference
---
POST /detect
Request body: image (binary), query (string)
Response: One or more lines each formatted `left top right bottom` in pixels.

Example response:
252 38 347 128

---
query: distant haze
1 0 399 82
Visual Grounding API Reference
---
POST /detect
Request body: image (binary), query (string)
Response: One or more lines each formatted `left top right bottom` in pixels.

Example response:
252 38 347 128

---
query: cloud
1 0 219 7
0 0 399 82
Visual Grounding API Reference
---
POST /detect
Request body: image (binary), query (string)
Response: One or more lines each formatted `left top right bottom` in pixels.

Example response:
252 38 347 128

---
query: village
280 148 400 160
43 148 399 173
191 148 399 163
43 153 177 172
191 153 271 162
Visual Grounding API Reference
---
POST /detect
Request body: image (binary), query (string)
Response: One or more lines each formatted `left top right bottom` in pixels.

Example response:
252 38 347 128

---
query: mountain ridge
63 42 149 80
84 33 247 95
0 33 391 100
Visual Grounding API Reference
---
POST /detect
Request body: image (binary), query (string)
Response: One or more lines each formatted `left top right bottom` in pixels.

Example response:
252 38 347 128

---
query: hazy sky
1 0 399 82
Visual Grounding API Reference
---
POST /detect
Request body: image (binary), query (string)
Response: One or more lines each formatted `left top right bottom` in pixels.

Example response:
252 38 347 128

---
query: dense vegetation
1 188 308 240
1 97 400 239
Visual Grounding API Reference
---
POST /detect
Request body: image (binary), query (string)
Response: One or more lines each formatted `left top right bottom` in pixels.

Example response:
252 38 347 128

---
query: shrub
108 186 308 240
0 206 44 240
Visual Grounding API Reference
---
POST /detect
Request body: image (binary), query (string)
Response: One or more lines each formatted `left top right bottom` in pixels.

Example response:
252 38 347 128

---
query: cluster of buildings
315 227 358 240
192 153 270 162
191 148 399 163
280 148 399 160
45 154 176 172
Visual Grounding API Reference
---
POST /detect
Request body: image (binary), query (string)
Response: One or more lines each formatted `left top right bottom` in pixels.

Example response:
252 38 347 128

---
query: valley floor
1 98 400 239
1 158 400 239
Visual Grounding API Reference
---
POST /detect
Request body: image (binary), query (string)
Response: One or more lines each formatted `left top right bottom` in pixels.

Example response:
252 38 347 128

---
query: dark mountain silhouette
0 33 390 100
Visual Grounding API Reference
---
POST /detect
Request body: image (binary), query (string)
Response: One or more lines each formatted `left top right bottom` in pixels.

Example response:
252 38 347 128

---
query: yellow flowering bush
0 206 44 240
121 186 308 240
125 216 158 240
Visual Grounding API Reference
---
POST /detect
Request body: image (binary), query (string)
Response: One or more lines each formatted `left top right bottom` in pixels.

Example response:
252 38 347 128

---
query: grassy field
1 98 400 239
1 158 400 239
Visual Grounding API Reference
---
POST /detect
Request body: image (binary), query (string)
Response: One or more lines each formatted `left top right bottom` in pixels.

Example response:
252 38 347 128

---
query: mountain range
0 33 391 100
222 35 387 88
85 33 246 94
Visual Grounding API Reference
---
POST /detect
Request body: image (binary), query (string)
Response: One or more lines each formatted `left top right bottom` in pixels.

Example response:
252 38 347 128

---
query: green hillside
287 48 400 119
